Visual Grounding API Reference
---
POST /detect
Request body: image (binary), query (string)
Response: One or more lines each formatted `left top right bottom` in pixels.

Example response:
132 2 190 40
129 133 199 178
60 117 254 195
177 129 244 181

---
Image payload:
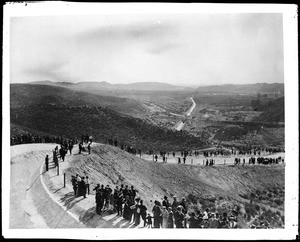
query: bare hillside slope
66 144 284 214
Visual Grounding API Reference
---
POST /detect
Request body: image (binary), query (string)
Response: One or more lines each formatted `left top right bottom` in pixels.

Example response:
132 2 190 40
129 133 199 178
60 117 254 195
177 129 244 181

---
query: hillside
10 85 207 151
255 97 284 123
10 83 145 116
196 83 284 94
65 144 285 228
30 80 190 92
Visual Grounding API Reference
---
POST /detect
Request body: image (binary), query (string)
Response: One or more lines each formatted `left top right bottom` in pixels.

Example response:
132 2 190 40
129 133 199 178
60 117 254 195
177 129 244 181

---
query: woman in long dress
161 206 169 228
167 207 174 228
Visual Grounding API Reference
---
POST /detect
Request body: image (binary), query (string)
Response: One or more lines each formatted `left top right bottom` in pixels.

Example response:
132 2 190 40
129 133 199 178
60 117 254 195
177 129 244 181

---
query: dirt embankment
66 144 284 210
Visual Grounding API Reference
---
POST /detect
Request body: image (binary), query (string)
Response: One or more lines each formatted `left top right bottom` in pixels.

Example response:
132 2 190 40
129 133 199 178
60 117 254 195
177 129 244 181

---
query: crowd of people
67 174 240 229
71 174 90 198
40 138 283 229
10 133 77 146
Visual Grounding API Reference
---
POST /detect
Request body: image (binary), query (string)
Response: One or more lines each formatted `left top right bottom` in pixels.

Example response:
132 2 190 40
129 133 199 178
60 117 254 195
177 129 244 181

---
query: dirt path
174 97 196 131
10 143 84 228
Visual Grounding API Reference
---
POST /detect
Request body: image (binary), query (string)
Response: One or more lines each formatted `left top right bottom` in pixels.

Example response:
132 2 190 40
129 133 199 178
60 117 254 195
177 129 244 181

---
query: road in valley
174 97 196 131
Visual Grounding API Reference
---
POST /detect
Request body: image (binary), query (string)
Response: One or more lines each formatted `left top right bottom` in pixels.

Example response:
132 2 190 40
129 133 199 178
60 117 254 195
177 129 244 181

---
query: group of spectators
10 133 77 146
249 156 283 165
71 174 90 198
106 138 139 155
69 175 240 229
149 196 238 229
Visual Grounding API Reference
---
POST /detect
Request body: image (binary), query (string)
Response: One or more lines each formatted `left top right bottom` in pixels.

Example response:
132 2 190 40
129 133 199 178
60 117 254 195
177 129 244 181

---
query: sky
9 8 284 87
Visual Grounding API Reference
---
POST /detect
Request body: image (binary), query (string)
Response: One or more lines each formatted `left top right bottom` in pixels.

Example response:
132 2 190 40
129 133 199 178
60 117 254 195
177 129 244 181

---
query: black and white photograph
2 2 298 240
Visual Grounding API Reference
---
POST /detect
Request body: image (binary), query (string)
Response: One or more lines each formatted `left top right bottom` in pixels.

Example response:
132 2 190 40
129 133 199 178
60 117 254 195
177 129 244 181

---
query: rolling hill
196 83 284 94
64 143 285 228
10 83 148 117
254 97 285 123
10 84 207 151
29 80 191 92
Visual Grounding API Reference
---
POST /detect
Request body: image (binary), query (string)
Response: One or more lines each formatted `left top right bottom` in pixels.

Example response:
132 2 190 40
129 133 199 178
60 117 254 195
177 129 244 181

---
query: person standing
146 213 153 228
96 185 105 215
139 200 147 227
88 142 91 154
76 174 81 196
116 191 124 216
86 176 90 195
68 141 73 155
171 196 179 212
167 207 174 228
188 212 198 228
134 199 142 226
152 201 162 228
45 155 49 171
71 175 77 196
79 177 87 198
162 196 170 208
79 142 83 154
161 206 169 228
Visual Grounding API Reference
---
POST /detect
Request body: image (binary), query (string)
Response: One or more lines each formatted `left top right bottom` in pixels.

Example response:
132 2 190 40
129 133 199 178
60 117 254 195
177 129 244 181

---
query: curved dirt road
174 97 196 131
9 144 84 228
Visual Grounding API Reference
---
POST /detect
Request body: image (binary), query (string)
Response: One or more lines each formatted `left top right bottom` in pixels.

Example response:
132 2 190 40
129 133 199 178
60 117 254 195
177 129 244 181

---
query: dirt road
9 143 84 228
174 97 196 131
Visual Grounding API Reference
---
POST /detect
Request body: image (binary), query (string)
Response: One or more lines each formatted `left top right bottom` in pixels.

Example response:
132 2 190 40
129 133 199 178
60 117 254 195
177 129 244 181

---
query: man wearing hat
162 196 170 208
152 200 162 228
171 196 179 213
95 185 105 215
174 206 184 228
104 185 112 209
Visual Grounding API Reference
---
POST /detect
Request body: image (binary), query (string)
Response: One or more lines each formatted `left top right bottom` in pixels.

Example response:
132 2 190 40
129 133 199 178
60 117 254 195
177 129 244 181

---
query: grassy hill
67 144 285 228
254 97 284 123
10 84 207 151
30 80 191 92
196 83 284 94
11 83 145 116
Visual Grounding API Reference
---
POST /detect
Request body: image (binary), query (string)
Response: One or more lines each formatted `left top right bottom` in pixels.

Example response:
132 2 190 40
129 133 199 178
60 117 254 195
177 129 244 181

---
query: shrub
274 199 283 206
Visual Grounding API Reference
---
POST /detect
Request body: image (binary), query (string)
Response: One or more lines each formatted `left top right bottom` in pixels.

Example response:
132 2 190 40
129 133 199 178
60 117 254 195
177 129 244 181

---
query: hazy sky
10 13 284 86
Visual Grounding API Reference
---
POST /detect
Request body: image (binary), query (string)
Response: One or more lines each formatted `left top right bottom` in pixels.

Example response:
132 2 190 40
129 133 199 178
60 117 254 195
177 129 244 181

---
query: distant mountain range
196 83 284 94
29 80 191 92
28 80 284 94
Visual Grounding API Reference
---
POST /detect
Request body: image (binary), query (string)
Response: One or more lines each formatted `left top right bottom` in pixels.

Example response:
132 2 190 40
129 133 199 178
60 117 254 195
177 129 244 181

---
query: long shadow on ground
59 192 85 211
77 206 142 228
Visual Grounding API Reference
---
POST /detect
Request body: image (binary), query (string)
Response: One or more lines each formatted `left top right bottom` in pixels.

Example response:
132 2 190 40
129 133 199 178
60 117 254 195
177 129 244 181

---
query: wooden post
57 163 59 176
191 159 193 165
64 173 66 187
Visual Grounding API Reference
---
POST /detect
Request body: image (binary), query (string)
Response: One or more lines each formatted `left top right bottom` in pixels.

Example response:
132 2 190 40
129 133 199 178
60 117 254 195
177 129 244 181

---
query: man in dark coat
79 142 83 154
45 154 49 171
96 185 105 215
104 185 112 209
79 177 87 198
71 175 77 196
116 191 124 216
152 201 162 228
139 200 147 227
129 186 137 201
88 142 91 154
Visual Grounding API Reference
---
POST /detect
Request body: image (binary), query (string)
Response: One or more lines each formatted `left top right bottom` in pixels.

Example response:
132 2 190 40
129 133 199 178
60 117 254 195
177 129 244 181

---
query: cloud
73 20 181 55
147 42 181 55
